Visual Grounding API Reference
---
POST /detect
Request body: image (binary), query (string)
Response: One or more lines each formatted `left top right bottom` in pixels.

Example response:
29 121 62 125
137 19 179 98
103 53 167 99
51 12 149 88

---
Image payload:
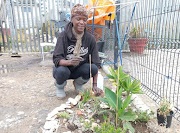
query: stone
66 101 71 104
85 119 90 123
97 119 100 123
92 122 99 130
85 104 91 108
66 109 74 114
68 98 78 106
100 103 109 109
87 109 92 114
75 95 81 102
63 119 68 123
46 110 58 120
61 104 72 109
74 120 81 128
55 106 65 112
17 111 25 115
43 120 58 130
62 131 72 133
77 110 83 116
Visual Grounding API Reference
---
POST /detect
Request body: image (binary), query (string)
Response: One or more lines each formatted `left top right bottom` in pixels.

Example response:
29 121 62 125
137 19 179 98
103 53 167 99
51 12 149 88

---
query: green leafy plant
129 27 147 38
91 99 101 112
97 66 143 133
107 66 143 95
57 112 70 119
80 89 92 105
135 110 154 122
94 122 124 133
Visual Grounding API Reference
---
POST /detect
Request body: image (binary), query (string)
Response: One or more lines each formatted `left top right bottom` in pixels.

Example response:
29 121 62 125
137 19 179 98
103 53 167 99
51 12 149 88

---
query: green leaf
123 122 135 133
104 87 117 109
118 87 123 98
106 74 116 80
108 67 117 79
122 95 132 110
95 97 108 103
120 111 137 121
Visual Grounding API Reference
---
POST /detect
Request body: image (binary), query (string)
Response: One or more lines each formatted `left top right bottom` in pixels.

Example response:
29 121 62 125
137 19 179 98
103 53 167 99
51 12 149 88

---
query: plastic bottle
97 71 104 90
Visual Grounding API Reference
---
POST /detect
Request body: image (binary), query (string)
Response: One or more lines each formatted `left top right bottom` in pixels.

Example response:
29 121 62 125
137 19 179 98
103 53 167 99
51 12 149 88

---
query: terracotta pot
127 38 148 53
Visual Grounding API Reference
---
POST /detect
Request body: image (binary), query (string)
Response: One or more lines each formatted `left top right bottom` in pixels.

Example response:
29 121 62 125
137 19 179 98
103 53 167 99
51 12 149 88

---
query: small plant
80 89 92 105
82 120 93 131
57 112 70 119
94 122 124 133
157 98 174 128
91 99 101 112
97 66 143 133
135 110 154 122
129 27 147 38
127 27 148 53
159 98 172 116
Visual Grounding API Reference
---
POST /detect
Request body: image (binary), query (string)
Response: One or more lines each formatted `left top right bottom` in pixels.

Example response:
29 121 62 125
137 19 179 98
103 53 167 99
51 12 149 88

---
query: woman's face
71 15 88 34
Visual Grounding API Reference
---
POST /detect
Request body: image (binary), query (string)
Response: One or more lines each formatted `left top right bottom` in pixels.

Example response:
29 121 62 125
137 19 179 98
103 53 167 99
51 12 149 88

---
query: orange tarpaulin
86 0 116 25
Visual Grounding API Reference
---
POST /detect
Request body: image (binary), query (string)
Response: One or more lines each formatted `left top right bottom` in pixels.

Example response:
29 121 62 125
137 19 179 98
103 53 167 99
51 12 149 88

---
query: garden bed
43 66 154 133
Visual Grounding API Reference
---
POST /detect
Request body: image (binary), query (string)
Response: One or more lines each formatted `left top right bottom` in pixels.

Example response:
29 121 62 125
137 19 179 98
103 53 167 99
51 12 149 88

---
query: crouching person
53 4 103 99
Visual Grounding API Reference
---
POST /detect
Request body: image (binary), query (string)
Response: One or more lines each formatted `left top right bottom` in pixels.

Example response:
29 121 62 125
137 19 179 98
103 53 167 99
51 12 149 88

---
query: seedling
57 112 70 119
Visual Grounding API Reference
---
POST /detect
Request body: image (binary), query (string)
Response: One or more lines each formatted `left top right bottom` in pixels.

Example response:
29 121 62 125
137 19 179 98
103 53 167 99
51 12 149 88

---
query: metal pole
114 0 120 70
6 0 17 55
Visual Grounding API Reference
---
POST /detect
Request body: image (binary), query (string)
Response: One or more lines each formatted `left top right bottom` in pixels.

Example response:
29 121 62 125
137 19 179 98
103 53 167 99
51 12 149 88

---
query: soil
0 53 180 133
132 121 149 133
0 53 112 133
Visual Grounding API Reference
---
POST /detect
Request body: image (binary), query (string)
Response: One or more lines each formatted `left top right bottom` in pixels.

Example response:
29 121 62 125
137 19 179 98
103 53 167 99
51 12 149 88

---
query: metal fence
0 0 88 53
116 0 180 121
0 0 180 121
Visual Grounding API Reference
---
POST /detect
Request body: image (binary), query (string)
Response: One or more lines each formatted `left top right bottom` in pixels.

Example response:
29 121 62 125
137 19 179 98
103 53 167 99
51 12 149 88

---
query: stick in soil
89 54 93 95
116 67 119 127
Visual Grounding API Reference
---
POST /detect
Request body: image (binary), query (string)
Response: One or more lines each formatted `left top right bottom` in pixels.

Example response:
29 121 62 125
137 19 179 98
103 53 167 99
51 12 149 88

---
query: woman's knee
53 66 70 81
91 64 98 77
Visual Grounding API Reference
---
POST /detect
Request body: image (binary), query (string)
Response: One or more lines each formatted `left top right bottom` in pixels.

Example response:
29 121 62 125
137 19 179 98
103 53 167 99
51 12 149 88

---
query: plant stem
116 67 119 127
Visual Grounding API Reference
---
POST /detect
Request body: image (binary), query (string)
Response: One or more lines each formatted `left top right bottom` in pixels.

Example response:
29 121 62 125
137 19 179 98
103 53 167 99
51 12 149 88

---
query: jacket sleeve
53 35 65 67
90 36 101 68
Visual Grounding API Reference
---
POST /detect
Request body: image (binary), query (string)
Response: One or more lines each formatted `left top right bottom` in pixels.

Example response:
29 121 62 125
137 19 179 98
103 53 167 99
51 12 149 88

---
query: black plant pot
157 109 173 128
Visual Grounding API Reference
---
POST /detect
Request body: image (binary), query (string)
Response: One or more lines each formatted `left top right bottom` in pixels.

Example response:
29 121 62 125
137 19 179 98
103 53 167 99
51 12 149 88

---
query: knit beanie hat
71 4 88 19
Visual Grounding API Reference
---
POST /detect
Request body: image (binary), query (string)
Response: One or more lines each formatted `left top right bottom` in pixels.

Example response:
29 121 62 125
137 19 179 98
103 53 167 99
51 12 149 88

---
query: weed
94 122 124 133
57 112 70 119
135 110 154 122
80 89 92 105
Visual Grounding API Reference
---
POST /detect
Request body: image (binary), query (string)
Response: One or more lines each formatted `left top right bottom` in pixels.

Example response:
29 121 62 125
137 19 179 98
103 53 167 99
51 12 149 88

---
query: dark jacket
53 22 100 70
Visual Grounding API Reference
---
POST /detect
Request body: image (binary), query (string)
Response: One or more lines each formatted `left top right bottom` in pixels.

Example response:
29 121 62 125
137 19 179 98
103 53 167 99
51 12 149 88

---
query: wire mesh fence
116 0 180 121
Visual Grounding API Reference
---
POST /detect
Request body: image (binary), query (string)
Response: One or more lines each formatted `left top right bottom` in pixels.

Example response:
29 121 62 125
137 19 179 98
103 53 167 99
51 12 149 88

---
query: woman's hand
69 56 83 66
92 86 103 96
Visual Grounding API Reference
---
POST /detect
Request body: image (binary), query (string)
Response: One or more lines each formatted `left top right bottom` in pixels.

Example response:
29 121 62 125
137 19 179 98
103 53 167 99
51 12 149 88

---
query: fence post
114 0 120 70
6 0 17 55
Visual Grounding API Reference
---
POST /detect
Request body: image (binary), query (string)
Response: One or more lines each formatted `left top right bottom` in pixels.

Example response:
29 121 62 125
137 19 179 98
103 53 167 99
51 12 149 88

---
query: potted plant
157 98 174 128
127 27 148 53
